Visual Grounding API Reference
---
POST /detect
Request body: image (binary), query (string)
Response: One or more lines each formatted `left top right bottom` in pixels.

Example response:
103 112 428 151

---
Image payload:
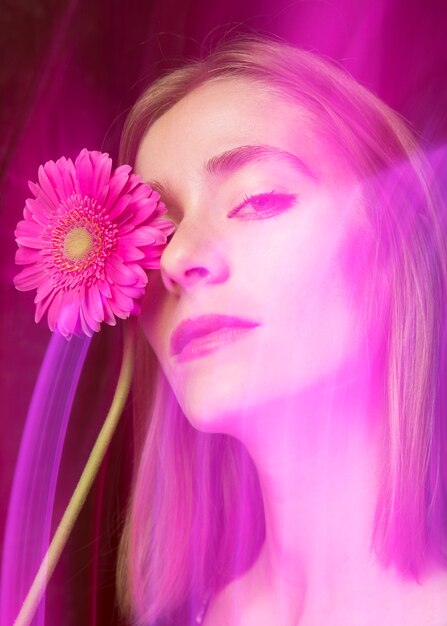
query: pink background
1 0 446 622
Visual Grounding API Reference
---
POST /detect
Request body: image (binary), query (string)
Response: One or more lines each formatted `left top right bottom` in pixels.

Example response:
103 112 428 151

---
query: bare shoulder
335 567 447 626
406 568 447 626
201 569 269 626
324 568 447 626
202 578 244 626
202 567 447 626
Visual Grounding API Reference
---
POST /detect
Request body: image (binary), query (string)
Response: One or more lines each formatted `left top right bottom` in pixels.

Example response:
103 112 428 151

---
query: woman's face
136 78 378 432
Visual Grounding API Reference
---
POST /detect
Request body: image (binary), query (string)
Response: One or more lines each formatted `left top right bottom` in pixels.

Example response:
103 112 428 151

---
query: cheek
334 220 388 361
321 221 384 374
336 225 375 305
138 272 170 357
263 218 375 379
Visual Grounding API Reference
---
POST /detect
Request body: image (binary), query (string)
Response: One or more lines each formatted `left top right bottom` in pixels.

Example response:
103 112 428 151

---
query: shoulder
201 567 447 626
201 577 251 626
201 586 235 626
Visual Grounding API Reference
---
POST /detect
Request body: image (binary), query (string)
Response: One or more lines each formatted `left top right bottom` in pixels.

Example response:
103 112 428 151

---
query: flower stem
14 320 136 626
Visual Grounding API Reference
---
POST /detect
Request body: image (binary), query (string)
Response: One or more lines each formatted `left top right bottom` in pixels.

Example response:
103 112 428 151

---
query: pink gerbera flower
14 149 175 338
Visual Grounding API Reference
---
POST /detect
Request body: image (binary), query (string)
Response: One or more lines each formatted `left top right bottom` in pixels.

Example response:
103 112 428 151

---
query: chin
181 400 236 434
176 386 248 435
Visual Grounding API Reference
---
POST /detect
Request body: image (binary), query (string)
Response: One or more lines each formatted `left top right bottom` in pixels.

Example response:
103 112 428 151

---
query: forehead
135 78 351 187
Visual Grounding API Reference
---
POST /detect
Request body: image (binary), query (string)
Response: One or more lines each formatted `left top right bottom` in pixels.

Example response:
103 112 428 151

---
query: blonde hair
116 35 447 625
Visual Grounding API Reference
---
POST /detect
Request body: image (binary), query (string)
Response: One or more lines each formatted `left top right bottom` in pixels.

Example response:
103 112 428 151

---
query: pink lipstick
170 314 260 361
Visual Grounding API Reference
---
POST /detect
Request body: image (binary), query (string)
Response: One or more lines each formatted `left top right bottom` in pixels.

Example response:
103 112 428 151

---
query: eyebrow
205 144 316 179
147 144 317 201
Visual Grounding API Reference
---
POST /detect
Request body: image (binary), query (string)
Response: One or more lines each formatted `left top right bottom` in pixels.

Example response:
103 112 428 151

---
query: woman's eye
227 190 298 220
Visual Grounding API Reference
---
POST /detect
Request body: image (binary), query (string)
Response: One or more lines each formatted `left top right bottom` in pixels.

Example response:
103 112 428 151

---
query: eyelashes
164 190 298 241
227 190 298 220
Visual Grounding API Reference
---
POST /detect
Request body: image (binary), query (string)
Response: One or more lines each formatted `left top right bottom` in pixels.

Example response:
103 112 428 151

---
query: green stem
14 320 135 626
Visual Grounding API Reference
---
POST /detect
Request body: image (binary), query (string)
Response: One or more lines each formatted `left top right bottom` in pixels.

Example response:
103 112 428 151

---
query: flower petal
102 297 117 325
97 279 112 298
122 171 142 195
37 164 61 209
15 219 43 239
80 298 101 333
126 202 156 226
128 262 148 286
105 172 129 209
86 282 104 323
14 265 48 291
141 247 164 260
35 289 57 323
28 180 40 198
47 290 64 331
24 197 52 224
91 153 112 197
113 283 146 299
108 286 134 315
75 149 94 196
106 254 140 285
108 194 132 220
121 226 164 246
58 290 80 336
140 256 162 270
114 164 132 177
34 279 56 303
96 183 109 207
79 305 95 336
15 246 42 265
116 239 145 261
150 217 176 234
15 236 45 249
57 157 77 197
44 160 68 202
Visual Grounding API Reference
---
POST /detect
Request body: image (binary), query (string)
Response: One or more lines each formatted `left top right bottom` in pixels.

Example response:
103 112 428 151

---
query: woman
114 35 447 625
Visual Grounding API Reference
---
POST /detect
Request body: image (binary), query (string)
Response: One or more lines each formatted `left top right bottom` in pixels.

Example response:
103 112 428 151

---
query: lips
170 314 260 356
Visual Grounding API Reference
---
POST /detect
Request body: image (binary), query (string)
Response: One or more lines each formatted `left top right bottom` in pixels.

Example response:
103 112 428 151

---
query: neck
231 364 387 620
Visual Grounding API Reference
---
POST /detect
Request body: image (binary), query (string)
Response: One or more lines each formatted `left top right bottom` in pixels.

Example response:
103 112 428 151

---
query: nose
159 218 229 294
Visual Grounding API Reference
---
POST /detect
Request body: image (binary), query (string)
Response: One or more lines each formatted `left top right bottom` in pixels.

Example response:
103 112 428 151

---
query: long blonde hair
116 35 447 625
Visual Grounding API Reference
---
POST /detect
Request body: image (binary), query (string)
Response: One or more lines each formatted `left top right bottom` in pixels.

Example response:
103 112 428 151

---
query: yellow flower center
63 227 93 261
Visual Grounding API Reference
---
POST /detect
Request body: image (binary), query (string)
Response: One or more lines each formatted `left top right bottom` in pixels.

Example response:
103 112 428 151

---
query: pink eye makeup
227 190 298 220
